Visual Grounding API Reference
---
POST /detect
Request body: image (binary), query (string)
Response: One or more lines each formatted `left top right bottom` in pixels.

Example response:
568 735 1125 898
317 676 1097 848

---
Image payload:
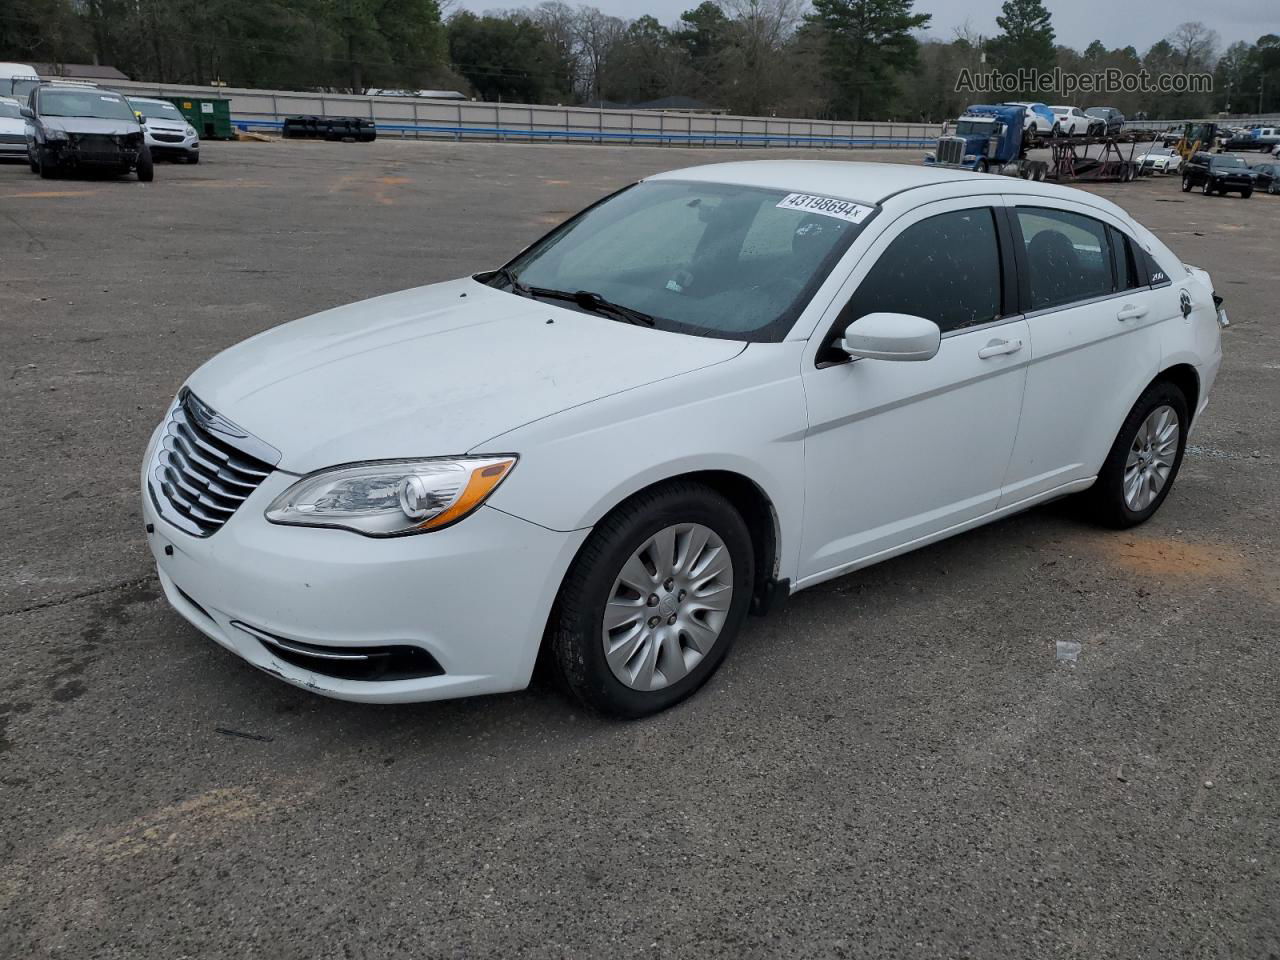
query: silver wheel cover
1123 404 1180 511
601 523 734 692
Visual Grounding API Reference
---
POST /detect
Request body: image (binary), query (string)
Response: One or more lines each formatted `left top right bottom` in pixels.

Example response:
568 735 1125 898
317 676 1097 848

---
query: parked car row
1223 125 1280 152
1001 102 1126 137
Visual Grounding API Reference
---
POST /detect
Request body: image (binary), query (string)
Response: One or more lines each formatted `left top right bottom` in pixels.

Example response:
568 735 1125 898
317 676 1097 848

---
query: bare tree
1167 21 1219 72
575 6 627 101
719 0 807 115
533 1 583 94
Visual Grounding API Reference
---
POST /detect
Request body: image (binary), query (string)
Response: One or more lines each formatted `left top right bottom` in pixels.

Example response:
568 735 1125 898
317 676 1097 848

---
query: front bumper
43 138 143 168
145 129 199 155
141 428 589 704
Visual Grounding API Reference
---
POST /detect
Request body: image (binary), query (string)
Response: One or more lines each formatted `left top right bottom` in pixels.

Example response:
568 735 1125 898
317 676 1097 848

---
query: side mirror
840 312 941 362
19 106 32 119
136 114 147 124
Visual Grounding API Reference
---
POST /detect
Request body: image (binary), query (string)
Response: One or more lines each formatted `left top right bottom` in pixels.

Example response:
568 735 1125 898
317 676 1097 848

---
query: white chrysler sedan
142 161 1224 717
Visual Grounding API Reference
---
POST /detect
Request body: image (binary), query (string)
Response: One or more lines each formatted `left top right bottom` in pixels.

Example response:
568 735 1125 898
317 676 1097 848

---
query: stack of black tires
282 116 376 143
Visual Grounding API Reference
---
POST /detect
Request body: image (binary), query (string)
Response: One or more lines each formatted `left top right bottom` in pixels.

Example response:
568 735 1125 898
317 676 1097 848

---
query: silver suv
127 96 199 163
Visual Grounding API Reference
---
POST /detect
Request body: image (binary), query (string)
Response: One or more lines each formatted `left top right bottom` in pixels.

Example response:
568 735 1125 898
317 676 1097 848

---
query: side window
1015 207 1114 312
1108 227 1144 291
840 207 1002 334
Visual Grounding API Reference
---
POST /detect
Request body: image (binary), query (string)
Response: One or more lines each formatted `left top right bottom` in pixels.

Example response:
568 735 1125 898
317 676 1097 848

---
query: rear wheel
549 482 754 718
1181 175 1192 192
1201 180 1212 195
1052 123 1061 138
1083 381 1188 528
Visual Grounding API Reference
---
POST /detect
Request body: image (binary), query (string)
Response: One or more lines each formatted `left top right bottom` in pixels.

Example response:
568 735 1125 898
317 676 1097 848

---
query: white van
0 63 40 102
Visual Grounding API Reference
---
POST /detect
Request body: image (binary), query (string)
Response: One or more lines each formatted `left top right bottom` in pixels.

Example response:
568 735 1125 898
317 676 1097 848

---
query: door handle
1116 304 1149 321
977 338 1023 359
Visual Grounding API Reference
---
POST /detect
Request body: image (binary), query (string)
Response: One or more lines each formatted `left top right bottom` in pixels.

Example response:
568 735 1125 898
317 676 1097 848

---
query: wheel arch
557 468 784 619
1157 362 1201 423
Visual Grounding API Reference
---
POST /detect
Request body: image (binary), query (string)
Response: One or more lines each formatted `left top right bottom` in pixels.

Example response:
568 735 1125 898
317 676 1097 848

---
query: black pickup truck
1180 153 1254 198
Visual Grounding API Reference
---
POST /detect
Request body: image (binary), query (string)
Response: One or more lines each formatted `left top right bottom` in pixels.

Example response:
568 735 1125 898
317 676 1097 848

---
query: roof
646 160 975 204
33 63 130 81
645 159 1132 221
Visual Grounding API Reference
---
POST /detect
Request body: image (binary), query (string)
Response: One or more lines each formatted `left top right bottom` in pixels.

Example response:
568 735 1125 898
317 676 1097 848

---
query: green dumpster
164 96 234 140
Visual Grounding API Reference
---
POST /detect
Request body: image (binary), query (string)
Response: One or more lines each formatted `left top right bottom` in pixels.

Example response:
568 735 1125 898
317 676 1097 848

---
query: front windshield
1212 156 1246 168
0 101 21 120
10 78 38 99
954 120 993 135
38 89 136 121
133 100 184 121
498 180 868 341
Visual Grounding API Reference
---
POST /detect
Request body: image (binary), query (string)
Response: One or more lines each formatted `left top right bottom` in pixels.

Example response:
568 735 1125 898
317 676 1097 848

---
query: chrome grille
148 390 279 537
936 136 965 165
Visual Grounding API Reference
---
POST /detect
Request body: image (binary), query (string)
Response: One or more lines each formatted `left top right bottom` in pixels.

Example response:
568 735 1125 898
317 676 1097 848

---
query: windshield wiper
493 266 530 296
526 287 656 327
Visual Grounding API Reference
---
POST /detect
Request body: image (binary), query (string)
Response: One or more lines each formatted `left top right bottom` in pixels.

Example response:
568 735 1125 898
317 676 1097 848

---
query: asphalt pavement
1 139 1277 959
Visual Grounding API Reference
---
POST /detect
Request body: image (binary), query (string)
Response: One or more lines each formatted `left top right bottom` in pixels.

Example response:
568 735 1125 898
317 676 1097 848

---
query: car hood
43 116 139 136
0 119 24 135
186 278 746 474
145 119 188 132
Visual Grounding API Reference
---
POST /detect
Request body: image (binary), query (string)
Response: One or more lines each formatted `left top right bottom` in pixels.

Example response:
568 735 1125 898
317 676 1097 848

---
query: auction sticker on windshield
775 193 874 224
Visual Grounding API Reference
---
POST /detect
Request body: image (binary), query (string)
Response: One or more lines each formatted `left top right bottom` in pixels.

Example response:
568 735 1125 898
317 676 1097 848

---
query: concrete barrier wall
105 79 943 149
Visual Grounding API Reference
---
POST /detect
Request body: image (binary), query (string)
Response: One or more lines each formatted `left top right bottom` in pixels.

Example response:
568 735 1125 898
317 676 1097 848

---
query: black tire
1083 381 1189 529
1052 123 1061 138
1240 188 1252 199
37 152 54 179
1181 175 1192 192
975 158 989 174
136 145 154 182
1201 180 1212 195
28 156 37 173
187 151 200 164
549 481 754 718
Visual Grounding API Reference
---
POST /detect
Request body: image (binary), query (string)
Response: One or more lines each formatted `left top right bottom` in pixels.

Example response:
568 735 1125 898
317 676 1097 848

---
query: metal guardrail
237 117 935 148
106 79 942 150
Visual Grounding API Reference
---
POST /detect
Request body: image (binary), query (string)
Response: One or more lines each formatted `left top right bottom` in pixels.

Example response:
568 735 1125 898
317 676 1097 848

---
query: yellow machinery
1175 122 1222 160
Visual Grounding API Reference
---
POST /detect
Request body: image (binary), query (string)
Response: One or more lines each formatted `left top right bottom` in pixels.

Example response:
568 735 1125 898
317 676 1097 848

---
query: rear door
998 199 1166 505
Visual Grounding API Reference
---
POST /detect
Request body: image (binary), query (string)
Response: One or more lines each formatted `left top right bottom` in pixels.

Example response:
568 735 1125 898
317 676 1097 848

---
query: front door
797 200 1029 587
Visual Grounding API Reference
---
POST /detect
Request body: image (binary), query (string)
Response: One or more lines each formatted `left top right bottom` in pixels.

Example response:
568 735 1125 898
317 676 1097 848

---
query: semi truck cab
926 104 1048 181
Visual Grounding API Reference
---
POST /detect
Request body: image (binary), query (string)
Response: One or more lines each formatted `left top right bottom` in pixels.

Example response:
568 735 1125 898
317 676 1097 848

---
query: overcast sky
459 0 1276 54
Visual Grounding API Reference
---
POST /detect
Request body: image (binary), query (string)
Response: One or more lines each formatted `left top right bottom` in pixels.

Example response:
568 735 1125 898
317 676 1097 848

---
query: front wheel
1201 180 1212 195
1181 175 1192 192
1240 188 1253 199
136 145 154 182
1083 382 1188 528
37 153 55 179
549 482 754 718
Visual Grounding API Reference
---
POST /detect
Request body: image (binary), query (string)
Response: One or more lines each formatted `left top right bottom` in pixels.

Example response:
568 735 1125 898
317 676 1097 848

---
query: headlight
185 125 197 138
45 129 69 141
265 456 517 536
